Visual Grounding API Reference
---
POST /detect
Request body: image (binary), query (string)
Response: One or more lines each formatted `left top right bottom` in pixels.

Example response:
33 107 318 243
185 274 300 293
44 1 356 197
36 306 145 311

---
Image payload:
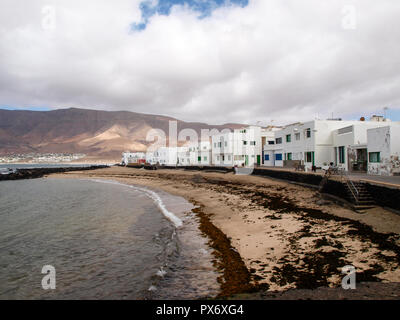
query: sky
0 0 399 125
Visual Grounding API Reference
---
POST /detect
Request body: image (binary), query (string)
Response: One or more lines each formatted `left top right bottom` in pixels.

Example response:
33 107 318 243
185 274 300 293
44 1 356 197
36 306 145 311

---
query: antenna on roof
384 106 389 119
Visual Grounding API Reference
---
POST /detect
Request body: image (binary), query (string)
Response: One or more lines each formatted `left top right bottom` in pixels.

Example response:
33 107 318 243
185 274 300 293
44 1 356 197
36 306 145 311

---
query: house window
339 146 345 164
305 152 313 163
286 134 291 143
275 137 282 144
224 141 227 147
264 154 270 161
268 140 275 145
218 142 222 147
198 156 201 162
295 133 300 140
369 152 380 163
275 153 283 161
243 141 248 145
306 128 311 138
204 156 207 161
250 141 256 146
228 155 231 161
287 153 292 160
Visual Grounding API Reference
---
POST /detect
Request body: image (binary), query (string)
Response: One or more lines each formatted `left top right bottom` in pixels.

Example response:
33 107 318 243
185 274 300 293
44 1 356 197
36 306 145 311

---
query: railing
340 168 359 202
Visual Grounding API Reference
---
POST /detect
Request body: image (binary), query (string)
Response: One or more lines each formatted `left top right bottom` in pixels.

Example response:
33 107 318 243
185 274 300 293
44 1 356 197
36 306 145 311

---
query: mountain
0 108 244 158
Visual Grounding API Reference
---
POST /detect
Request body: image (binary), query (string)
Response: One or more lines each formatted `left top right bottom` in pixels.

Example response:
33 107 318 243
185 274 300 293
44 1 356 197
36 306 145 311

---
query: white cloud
0 0 399 125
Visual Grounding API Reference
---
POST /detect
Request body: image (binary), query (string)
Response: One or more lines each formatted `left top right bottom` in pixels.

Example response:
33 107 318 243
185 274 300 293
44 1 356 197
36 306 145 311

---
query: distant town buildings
0 153 86 163
121 115 400 176
121 152 146 166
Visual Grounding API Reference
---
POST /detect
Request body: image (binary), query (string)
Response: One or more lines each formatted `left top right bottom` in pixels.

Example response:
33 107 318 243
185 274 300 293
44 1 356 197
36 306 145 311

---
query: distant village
122 115 400 177
0 153 86 163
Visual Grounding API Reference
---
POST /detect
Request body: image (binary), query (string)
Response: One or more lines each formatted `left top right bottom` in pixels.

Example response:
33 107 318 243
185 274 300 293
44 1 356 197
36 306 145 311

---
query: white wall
367 126 391 175
156 147 178 166
121 152 146 165
263 120 396 170
211 126 264 166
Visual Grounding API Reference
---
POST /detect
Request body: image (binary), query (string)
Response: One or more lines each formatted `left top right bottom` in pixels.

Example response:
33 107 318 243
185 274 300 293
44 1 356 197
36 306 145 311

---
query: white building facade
212 126 269 167
153 147 178 166
121 152 146 165
263 119 400 174
367 124 400 176
332 122 392 172
263 120 361 169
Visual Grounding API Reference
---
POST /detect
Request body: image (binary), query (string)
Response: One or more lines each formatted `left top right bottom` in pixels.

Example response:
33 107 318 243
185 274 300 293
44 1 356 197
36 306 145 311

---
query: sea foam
88 179 183 228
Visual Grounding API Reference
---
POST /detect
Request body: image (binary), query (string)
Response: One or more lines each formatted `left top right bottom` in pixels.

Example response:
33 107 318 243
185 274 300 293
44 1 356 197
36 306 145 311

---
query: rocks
0 165 109 181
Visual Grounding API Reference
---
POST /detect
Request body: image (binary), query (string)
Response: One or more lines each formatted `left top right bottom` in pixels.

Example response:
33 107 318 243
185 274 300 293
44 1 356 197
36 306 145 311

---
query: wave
88 179 183 228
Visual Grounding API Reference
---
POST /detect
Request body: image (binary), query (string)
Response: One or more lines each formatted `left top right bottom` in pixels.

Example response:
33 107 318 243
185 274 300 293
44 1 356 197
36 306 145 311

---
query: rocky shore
0 165 109 181
49 166 400 299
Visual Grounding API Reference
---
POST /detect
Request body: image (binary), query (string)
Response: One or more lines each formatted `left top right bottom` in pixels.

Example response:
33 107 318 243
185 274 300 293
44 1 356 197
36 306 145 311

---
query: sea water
0 178 219 299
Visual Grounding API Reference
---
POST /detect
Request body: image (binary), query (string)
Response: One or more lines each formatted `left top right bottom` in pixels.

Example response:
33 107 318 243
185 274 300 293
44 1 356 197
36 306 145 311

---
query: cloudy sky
0 0 399 125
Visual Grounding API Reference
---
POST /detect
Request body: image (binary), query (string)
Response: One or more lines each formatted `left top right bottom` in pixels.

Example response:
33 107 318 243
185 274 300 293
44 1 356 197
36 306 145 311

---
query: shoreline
47 166 400 299
0 165 109 181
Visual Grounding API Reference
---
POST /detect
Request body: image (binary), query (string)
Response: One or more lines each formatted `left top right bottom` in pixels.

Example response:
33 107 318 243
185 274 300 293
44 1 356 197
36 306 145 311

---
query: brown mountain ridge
0 108 244 157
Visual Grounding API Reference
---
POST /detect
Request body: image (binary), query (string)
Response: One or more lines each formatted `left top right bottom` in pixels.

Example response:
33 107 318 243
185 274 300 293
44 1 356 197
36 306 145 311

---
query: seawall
0 165 109 181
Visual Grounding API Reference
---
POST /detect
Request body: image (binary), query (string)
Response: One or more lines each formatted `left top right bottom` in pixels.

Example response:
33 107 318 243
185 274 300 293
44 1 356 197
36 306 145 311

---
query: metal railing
340 168 359 202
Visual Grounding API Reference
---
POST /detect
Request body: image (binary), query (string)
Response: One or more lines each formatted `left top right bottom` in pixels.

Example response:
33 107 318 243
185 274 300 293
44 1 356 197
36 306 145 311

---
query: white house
332 121 393 172
145 151 159 165
121 152 146 165
263 120 358 169
263 118 400 174
367 124 400 176
262 120 386 169
189 140 212 165
154 147 178 166
212 126 270 167
177 146 190 166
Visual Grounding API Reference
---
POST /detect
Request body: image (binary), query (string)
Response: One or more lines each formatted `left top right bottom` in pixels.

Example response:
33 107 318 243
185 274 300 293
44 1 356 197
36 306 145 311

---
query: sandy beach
48 166 400 299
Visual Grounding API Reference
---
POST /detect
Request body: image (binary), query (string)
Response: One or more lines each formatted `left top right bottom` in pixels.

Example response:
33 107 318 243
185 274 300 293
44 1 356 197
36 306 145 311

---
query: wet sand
48 166 400 299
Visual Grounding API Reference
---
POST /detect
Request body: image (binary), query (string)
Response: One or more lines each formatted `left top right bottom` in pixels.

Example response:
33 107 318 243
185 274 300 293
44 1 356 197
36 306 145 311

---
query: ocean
0 178 219 299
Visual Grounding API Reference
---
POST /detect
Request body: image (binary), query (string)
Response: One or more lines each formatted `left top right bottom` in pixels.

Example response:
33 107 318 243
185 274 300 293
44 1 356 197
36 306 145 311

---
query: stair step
353 205 376 211
357 201 375 205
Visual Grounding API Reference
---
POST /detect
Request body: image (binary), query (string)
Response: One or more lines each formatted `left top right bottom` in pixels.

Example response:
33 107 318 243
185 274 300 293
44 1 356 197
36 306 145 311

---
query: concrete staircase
344 181 376 213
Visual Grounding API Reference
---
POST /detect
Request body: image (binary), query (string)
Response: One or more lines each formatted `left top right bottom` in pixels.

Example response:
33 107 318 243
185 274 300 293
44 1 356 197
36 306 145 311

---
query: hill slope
0 108 244 157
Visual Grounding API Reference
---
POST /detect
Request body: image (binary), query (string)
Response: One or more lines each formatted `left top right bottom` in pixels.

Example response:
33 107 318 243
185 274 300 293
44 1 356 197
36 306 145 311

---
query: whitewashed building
175 141 212 166
263 120 363 169
367 124 400 176
212 126 275 166
177 146 190 166
121 152 146 165
145 151 159 165
190 140 212 166
332 121 393 172
263 118 400 174
153 147 178 166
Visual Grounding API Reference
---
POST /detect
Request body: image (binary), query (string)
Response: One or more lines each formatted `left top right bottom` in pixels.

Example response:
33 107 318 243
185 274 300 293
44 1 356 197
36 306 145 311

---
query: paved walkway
258 166 400 188
348 173 400 187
